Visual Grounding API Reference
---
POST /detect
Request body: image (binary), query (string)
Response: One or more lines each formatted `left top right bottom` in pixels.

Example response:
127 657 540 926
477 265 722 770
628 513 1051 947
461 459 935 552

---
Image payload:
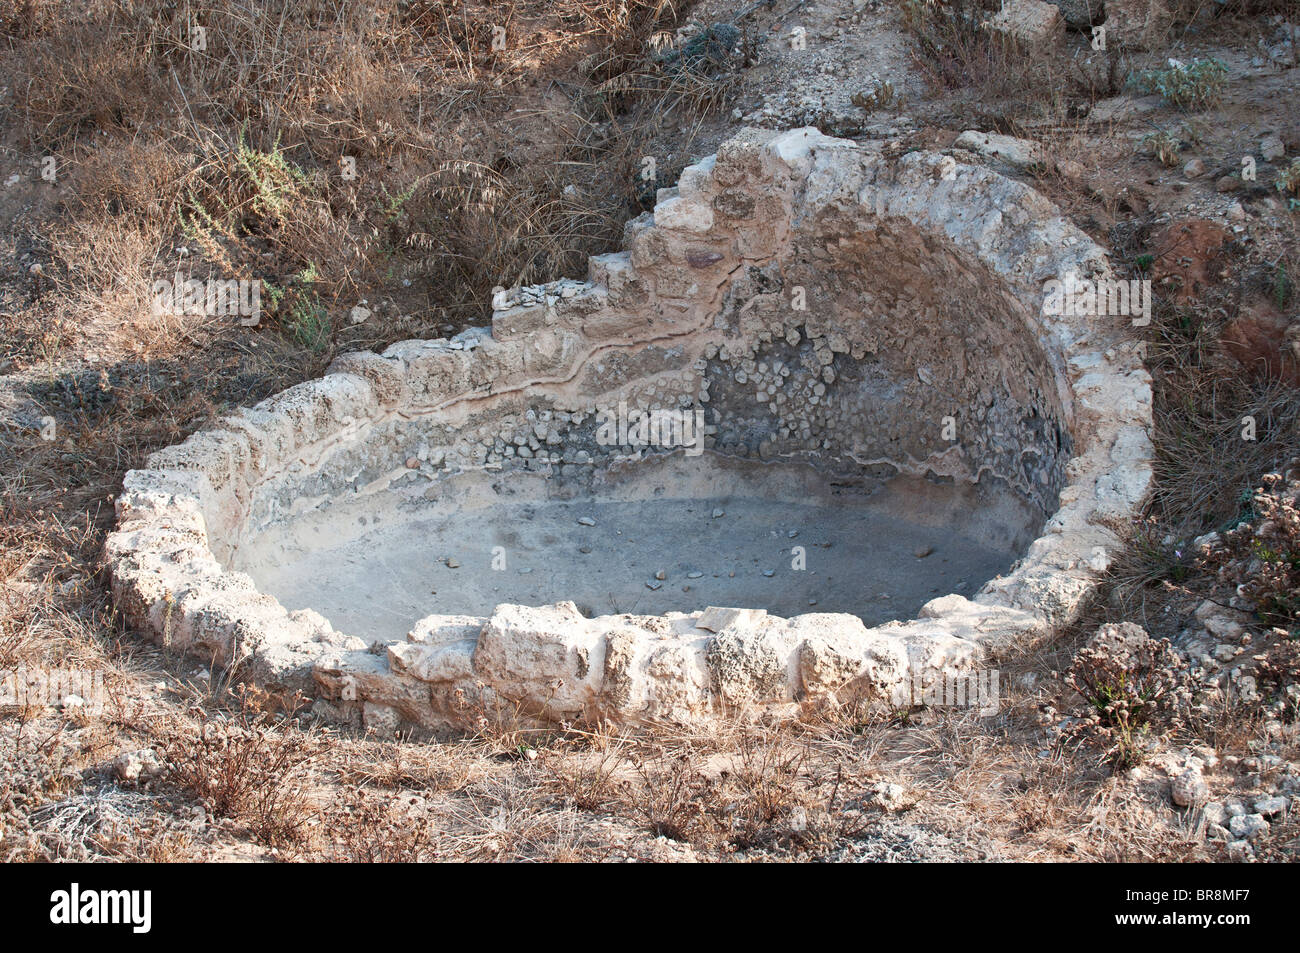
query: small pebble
1229 813 1269 840
1254 795 1288 817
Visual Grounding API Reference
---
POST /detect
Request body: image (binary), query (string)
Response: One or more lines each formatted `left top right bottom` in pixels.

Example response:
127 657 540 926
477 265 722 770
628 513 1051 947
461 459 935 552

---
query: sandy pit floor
239 453 1036 642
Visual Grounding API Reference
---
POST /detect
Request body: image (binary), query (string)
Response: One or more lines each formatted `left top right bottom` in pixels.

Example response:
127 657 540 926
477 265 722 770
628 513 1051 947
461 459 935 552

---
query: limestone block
989 0 1066 51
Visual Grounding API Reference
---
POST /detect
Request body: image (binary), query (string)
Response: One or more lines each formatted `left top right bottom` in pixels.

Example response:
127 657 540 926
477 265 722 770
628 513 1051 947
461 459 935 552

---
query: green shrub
1130 59 1229 109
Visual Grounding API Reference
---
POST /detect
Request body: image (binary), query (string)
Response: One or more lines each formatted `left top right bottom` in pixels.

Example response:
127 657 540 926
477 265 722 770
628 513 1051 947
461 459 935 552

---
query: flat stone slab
697 607 768 634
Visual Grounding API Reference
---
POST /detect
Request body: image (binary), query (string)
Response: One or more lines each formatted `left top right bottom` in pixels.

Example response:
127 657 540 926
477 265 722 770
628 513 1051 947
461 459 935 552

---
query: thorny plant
162 690 325 847
1062 623 1190 769
1200 464 1300 628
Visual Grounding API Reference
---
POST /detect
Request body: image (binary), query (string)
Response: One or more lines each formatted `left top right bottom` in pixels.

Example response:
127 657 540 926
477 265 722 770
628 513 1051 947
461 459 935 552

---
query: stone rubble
1171 764 1209 807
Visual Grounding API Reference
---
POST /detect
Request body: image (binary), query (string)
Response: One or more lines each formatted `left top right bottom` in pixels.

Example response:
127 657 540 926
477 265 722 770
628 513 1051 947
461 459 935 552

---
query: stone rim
106 128 1154 731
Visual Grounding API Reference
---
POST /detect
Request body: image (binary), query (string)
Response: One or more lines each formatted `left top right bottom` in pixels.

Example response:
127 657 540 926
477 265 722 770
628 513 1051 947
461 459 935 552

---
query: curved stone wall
106 128 1154 732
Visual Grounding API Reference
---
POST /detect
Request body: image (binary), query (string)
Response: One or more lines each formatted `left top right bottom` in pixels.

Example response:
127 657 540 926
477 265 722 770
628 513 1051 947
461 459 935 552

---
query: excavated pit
108 129 1154 732
242 458 1036 644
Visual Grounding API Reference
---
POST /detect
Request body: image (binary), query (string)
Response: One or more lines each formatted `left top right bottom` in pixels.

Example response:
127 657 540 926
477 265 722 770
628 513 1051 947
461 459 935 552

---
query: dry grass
900 0 1125 118
330 790 440 862
335 738 480 793
1169 0 1296 17
0 0 1296 864
1 0 694 371
543 737 632 811
160 694 326 848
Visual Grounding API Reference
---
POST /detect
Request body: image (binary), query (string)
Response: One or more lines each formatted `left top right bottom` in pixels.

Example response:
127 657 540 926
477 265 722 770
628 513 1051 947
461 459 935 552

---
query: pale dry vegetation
1 0 1297 862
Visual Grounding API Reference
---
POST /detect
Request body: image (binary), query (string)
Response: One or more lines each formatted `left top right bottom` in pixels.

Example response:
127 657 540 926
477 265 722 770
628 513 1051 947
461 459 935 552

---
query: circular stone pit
107 128 1154 732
